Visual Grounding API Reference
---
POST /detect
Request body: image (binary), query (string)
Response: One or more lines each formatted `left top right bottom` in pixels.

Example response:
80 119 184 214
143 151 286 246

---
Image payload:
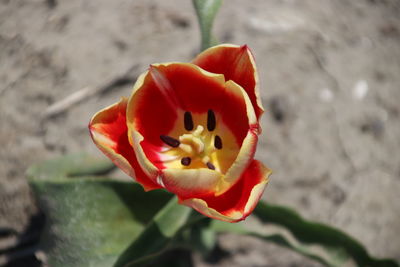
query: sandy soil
1 0 400 266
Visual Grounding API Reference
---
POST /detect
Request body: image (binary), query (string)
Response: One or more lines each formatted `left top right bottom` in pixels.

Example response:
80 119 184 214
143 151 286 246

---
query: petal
127 69 180 147
161 168 223 198
129 129 160 180
126 63 257 172
216 128 258 195
89 98 161 191
221 80 258 143
180 160 271 223
192 44 264 121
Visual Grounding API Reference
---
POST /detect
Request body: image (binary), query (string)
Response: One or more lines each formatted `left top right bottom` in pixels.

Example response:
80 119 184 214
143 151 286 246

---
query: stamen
179 143 193 154
184 111 194 131
207 109 216 131
160 135 180 147
206 162 216 170
214 135 222 149
181 157 191 166
202 156 210 164
158 153 180 162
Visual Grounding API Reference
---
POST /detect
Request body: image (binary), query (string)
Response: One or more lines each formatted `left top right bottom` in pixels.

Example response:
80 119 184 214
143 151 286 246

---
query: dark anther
207 109 216 131
184 111 194 131
206 162 215 170
181 157 191 166
160 135 180 147
214 135 222 149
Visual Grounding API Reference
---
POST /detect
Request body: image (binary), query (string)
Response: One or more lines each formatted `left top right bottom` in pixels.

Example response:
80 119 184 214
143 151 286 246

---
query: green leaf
113 196 192 267
147 249 193 267
188 219 217 259
27 153 115 179
211 201 399 267
192 0 222 51
30 177 173 267
28 154 193 267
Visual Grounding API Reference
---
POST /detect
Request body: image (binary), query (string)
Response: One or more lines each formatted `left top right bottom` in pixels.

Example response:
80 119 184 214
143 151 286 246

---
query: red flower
89 44 271 222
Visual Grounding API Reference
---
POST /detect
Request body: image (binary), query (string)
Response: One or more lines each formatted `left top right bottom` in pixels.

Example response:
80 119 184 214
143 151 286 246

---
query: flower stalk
192 0 222 51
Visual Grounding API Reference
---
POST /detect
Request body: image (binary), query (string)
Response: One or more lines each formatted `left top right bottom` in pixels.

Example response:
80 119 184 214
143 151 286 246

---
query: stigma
179 125 205 154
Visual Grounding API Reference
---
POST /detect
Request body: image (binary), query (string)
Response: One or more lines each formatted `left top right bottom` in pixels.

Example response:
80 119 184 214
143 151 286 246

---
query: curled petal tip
240 44 249 51
148 64 157 71
192 44 264 121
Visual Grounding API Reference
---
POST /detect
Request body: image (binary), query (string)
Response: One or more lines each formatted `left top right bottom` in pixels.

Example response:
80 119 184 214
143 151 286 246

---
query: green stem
192 0 222 51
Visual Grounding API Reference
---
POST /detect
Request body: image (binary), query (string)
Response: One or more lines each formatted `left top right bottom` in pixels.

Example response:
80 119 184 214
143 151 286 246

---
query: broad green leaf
211 201 399 267
113 196 192 267
27 153 115 179
30 178 173 267
147 249 194 267
192 0 222 51
185 218 217 259
210 219 341 267
190 226 217 258
28 154 184 267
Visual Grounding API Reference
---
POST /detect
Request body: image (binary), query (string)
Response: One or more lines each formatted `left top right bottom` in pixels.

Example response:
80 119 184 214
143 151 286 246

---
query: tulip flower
89 44 271 222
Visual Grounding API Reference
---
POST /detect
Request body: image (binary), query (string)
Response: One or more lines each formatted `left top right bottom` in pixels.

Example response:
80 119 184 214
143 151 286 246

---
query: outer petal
180 160 271 223
89 98 161 191
192 44 264 121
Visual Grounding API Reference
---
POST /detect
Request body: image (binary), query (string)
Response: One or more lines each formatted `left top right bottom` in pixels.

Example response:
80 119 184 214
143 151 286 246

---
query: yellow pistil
159 112 239 173
179 134 204 154
178 125 206 155
193 125 204 136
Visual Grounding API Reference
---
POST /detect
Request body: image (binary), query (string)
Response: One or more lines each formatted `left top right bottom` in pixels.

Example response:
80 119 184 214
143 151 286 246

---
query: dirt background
1 0 400 266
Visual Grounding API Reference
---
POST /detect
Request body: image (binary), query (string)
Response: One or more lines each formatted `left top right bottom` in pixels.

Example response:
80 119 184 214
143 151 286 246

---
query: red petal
127 63 257 170
89 98 161 191
192 44 264 121
126 69 179 148
217 129 258 195
180 160 271 222
127 63 254 143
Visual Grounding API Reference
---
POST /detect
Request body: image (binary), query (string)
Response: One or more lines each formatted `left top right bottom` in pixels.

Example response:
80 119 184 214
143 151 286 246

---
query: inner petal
127 63 255 180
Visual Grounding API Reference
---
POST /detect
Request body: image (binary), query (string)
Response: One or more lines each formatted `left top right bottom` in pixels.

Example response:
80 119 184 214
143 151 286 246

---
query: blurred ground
1 0 399 266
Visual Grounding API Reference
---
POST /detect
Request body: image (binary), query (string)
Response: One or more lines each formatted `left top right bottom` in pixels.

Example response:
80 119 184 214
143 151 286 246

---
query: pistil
179 134 204 154
160 111 224 171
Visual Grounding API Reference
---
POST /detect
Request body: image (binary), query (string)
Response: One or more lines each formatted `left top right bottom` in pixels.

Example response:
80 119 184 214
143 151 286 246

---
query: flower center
159 110 223 171
178 125 205 155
